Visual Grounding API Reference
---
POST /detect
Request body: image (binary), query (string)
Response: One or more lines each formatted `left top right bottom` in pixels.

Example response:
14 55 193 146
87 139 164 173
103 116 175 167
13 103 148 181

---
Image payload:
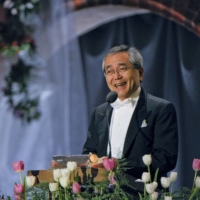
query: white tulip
11 8 17 15
26 3 34 9
142 154 152 166
195 176 200 188
169 172 177 182
49 183 58 192
61 168 70 178
53 169 62 182
3 0 14 9
161 177 171 188
151 192 158 200
26 175 36 187
67 162 77 172
59 176 70 188
164 196 172 200
145 182 158 194
142 172 150 183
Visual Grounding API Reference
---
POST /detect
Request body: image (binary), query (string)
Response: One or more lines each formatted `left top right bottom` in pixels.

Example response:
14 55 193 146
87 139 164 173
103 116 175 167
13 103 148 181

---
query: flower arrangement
0 0 41 122
2 156 200 200
136 155 200 200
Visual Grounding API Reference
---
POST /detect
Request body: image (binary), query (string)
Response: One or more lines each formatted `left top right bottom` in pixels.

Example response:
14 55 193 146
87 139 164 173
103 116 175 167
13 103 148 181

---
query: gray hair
102 45 143 72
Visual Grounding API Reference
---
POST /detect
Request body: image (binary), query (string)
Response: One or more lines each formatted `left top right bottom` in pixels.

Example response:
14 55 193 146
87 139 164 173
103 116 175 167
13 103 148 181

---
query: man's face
104 52 144 101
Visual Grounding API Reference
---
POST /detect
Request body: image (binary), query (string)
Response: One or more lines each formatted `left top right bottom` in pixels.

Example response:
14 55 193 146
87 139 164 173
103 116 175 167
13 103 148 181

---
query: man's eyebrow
105 65 112 70
118 63 127 66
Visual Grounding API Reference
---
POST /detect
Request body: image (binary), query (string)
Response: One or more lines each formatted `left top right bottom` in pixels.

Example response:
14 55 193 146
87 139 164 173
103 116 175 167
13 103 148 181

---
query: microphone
106 91 118 103
106 91 118 158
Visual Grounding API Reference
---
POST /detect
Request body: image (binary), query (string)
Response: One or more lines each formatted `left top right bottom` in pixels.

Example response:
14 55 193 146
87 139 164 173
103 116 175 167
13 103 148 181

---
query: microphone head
106 91 118 103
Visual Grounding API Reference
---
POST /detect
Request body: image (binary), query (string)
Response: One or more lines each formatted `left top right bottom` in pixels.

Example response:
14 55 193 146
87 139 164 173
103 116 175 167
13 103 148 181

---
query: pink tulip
72 182 81 194
14 184 24 194
12 161 24 172
192 159 200 171
103 158 116 171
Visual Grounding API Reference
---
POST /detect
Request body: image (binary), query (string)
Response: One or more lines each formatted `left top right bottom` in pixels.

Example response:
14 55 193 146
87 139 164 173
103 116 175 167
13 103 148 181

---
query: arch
71 0 200 37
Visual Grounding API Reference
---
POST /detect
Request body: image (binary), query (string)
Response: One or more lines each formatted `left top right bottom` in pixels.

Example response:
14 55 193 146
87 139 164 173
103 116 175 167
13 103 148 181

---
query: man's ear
139 67 144 82
139 67 144 76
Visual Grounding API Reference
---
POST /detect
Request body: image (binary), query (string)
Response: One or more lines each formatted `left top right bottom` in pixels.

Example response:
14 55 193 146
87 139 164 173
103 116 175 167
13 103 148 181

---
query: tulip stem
189 188 199 200
170 182 174 196
18 171 23 184
192 170 198 190
144 183 146 198
64 188 69 200
147 165 152 183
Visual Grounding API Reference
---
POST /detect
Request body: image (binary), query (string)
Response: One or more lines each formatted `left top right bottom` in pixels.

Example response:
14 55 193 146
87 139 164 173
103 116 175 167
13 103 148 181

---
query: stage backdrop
78 11 200 190
0 0 200 196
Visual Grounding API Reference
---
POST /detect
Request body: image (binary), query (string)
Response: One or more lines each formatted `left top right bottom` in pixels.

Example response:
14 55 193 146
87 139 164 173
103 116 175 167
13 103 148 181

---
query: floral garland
0 0 41 122
1 156 200 200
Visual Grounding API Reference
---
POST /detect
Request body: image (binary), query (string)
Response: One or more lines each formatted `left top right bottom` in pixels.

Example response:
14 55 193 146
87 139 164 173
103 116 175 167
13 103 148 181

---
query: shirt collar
110 87 141 109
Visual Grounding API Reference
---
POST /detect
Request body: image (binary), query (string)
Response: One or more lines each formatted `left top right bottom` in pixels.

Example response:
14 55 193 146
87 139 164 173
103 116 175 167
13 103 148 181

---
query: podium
27 155 108 183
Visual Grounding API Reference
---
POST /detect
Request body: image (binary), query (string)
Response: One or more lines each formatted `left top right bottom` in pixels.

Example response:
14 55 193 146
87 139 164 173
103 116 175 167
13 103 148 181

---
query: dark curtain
78 13 200 189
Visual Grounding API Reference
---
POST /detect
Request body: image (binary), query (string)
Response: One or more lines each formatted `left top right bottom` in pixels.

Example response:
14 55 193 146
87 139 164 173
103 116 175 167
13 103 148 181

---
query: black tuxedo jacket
83 88 178 182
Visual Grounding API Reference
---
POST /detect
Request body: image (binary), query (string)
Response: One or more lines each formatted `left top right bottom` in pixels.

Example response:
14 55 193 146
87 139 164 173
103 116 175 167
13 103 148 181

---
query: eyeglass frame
104 65 134 76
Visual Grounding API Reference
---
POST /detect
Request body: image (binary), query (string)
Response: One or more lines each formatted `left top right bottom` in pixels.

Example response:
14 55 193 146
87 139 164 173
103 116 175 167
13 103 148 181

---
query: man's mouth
115 82 126 88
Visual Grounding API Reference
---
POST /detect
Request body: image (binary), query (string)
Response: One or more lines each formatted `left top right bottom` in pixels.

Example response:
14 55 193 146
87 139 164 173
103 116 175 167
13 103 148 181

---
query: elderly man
82 45 178 195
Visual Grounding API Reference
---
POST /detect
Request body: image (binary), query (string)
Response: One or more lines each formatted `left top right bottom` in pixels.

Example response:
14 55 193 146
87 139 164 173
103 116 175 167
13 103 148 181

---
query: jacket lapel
97 104 113 156
122 88 151 157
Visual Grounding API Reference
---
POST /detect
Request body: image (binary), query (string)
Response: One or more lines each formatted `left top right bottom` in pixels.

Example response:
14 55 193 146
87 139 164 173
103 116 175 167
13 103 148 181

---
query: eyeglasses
105 66 133 76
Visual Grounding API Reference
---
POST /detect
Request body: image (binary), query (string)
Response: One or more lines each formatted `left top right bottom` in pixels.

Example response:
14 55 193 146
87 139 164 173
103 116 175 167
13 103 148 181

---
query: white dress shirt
108 87 141 159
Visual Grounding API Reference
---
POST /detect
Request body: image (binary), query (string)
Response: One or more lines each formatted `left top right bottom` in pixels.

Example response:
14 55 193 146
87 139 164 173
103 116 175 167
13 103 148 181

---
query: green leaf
153 168 159 182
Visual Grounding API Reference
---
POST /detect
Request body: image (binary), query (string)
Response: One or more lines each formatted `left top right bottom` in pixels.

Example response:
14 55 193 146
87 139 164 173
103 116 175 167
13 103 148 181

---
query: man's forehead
105 63 127 69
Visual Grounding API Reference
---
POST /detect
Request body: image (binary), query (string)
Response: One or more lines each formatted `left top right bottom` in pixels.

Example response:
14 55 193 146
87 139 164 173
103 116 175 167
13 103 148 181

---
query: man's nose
113 70 122 79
